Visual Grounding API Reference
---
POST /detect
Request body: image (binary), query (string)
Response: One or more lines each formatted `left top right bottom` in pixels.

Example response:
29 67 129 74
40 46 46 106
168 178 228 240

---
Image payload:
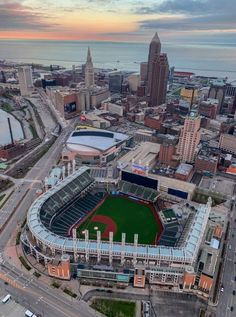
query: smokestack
7 117 14 145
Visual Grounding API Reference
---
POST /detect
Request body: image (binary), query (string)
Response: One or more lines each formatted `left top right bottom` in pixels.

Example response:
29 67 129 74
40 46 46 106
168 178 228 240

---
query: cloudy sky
0 0 236 42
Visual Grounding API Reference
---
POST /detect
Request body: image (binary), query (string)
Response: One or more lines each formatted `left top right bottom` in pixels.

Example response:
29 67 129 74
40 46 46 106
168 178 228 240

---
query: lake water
0 109 24 146
0 40 236 81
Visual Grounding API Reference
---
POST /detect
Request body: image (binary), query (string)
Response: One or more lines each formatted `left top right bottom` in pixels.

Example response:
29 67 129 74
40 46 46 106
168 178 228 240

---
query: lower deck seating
50 192 105 236
158 221 180 247
118 180 158 202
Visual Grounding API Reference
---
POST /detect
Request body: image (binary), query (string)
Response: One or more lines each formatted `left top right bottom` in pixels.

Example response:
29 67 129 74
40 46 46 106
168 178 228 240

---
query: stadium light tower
97 230 101 263
62 165 65 180
44 177 48 191
72 159 76 173
67 162 71 176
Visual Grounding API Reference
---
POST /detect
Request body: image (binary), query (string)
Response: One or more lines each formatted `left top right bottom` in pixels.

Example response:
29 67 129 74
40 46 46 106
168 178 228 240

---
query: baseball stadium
22 166 212 288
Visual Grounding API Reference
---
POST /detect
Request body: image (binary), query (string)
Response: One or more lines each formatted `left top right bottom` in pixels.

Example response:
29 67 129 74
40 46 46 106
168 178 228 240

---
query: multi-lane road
216 203 236 317
0 259 94 317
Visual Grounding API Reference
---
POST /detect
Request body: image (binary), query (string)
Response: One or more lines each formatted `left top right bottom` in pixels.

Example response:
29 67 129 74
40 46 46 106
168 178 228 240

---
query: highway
0 123 95 316
216 203 236 317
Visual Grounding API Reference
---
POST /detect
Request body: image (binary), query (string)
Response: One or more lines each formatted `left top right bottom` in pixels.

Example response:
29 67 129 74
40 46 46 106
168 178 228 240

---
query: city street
216 203 236 317
0 262 94 317
0 127 71 237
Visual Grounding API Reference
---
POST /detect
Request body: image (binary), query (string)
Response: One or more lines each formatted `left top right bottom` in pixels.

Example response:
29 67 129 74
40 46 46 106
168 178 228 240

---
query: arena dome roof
66 129 129 153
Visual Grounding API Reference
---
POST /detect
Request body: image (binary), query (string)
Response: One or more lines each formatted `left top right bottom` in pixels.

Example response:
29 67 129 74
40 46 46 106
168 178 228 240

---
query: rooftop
211 79 226 87
66 128 129 152
201 98 219 106
199 245 219 277
176 163 193 176
118 142 160 166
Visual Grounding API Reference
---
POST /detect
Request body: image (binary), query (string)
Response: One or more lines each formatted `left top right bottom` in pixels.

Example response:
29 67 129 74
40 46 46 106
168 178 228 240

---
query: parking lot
108 120 151 136
151 292 207 317
199 176 235 197
0 293 26 317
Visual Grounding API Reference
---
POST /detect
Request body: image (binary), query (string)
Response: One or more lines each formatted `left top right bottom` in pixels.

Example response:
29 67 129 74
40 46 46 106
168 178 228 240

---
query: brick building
195 147 220 174
47 254 71 280
159 143 176 166
219 134 236 155
0 143 26 160
175 163 193 181
144 115 164 130
177 111 201 163
198 98 218 119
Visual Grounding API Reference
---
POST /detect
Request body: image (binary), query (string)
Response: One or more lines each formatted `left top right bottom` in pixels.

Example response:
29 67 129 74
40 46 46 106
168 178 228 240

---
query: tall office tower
150 53 169 106
140 62 148 83
85 47 94 88
108 71 123 93
177 110 201 163
208 79 226 114
18 66 33 96
147 32 161 94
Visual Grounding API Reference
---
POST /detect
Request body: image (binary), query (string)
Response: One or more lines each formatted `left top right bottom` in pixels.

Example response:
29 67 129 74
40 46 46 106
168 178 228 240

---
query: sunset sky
0 0 236 42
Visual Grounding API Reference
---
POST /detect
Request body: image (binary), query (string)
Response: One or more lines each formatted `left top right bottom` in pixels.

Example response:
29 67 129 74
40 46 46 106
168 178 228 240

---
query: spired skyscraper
85 47 94 88
147 32 161 95
150 53 169 107
146 33 169 107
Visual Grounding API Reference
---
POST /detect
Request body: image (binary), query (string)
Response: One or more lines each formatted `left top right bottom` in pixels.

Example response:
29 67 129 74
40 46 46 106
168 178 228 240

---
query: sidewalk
0 188 15 208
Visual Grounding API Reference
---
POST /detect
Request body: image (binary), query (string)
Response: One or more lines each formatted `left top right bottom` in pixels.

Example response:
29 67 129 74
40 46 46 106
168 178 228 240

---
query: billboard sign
132 163 148 175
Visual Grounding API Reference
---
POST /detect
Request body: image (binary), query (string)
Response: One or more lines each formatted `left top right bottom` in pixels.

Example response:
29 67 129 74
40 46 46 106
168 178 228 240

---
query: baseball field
76 195 162 245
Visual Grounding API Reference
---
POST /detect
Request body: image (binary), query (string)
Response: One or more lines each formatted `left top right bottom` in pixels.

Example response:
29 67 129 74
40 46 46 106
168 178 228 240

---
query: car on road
233 290 236 295
221 287 224 292
230 306 234 312
235 276 236 281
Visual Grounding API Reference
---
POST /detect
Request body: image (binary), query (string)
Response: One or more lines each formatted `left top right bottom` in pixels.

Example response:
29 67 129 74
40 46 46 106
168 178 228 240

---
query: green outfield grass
77 195 162 245
91 298 135 317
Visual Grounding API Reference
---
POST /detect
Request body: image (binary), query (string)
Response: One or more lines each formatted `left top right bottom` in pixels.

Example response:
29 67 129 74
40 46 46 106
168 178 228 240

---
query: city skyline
0 0 236 43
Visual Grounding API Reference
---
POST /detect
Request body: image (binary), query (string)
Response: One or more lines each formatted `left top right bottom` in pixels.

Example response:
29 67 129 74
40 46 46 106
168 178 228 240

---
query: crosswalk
0 253 4 264
0 269 23 290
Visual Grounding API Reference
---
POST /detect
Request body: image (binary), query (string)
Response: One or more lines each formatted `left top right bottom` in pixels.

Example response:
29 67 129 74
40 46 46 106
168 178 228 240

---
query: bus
2 294 11 303
25 310 37 317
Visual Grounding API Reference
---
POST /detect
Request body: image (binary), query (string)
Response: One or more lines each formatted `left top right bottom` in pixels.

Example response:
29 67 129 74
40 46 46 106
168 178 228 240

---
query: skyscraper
147 32 161 94
177 110 201 163
150 53 169 107
208 79 226 114
108 71 123 93
18 66 33 96
85 47 94 88
140 62 148 83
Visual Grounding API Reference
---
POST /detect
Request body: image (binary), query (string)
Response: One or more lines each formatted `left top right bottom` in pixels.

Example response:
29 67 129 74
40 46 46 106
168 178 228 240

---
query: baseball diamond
76 195 163 244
